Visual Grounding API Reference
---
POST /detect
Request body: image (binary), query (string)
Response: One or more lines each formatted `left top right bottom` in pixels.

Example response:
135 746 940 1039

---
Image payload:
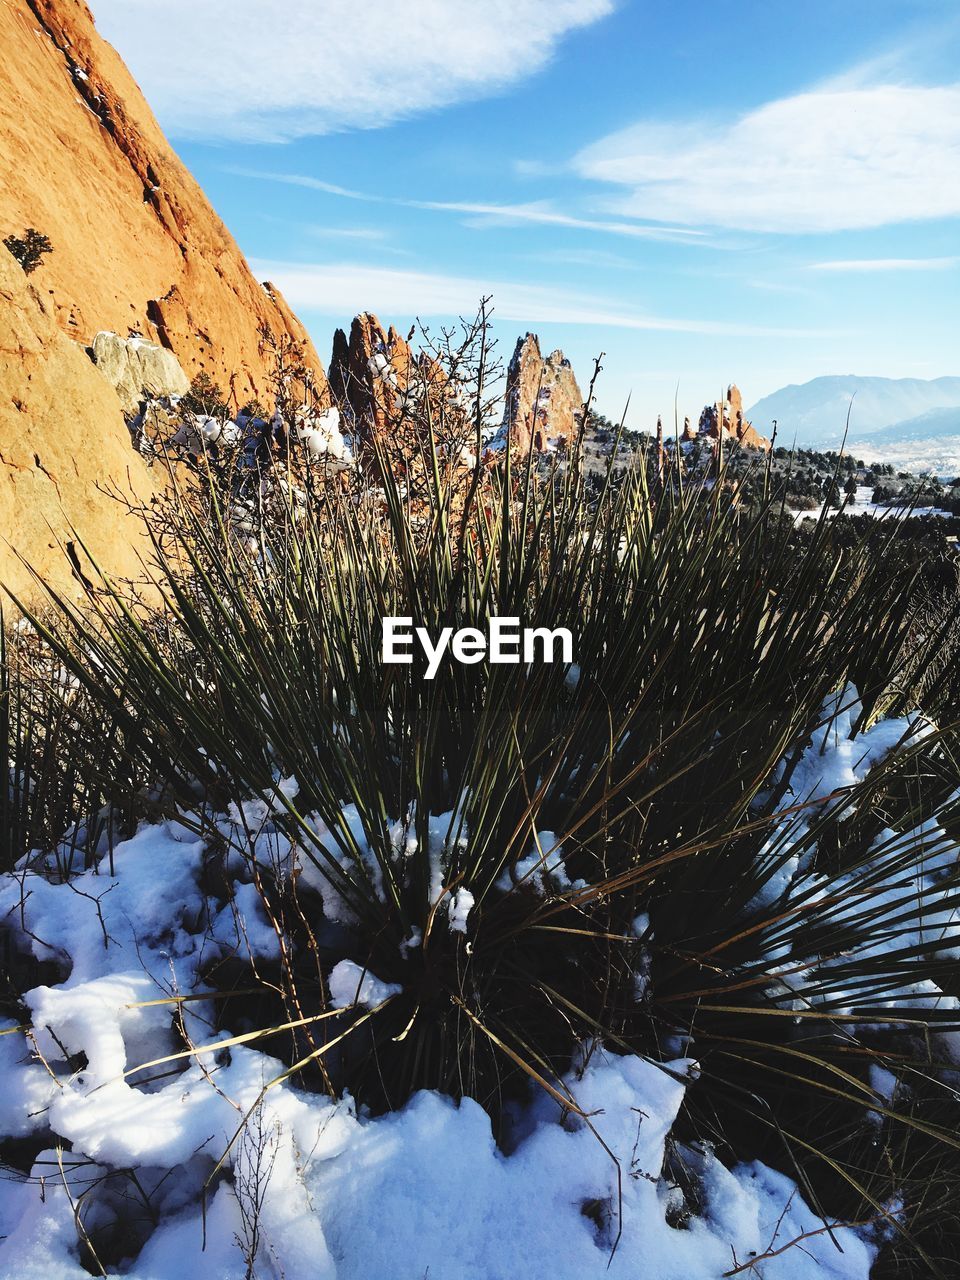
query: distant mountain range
851 406 960 447
747 376 960 448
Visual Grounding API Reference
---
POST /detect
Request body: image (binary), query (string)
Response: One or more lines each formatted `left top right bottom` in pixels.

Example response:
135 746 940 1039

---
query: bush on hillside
3 227 52 275
179 371 228 418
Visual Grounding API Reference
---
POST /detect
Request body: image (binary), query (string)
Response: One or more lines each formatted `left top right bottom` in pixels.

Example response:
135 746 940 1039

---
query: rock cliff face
330 323 585 467
696 385 771 452
501 334 583 455
0 0 326 405
0 247 155 599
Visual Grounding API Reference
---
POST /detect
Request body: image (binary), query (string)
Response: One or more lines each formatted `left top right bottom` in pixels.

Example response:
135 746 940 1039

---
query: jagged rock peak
697 384 771 452
0 0 326 404
328 313 415 437
328 326 352 406
502 333 584 455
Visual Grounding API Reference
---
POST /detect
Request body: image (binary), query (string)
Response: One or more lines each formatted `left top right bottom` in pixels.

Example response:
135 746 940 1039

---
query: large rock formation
328 313 415 442
90 331 189 414
500 334 583 455
695 385 771 452
328 313 476 504
0 247 154 599
0 0 326 406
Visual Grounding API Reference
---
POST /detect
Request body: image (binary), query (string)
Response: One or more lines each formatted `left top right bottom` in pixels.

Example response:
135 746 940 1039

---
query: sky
89 0 960 431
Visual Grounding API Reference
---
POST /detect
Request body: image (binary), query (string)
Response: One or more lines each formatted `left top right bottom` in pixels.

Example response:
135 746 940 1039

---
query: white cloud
253 259 837 337
90 0 613 141
528 247 639 270
809 257 960 272
306 227 391 242
574 84 960 233
416 199 704 240
229 168 704 241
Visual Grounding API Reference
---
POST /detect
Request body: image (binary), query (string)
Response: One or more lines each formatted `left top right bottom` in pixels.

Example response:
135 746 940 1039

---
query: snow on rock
90 331 190 415
295 406 352 463
447 887 475 934
328 959 402 1010
197 414 242 447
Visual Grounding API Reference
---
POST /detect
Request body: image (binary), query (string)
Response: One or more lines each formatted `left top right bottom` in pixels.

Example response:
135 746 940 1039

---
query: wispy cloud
229 169 703 242
525 247 640 270
90 0 613 141
306 227 391 242
809 257 960 272
418 200 704 240
253 260 838 338
231 172 371 201
573 82 960 233
746 279 816 298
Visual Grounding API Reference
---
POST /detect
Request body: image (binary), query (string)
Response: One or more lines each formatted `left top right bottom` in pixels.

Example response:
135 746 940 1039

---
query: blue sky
91 0 960 431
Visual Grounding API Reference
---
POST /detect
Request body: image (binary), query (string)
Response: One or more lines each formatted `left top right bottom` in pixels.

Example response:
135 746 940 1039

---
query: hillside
747 374 960 447
0 0 326 402
854 419 960 479
0 0 331 596
0 242 155 598
851 405 960 447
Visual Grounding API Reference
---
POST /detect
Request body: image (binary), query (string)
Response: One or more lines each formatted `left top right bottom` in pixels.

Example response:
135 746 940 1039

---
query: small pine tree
3 227 53 275
181 372 228 417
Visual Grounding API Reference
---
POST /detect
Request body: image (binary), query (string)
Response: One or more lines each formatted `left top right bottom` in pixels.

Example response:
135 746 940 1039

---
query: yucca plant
16 352 960 1272
1 611 153 879
1 615 95 876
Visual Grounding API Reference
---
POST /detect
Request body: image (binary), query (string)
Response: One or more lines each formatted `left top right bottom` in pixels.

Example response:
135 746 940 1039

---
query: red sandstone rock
697 385 770 452
501 334 584 455
0 0 326 406
0 247 155 599
328 313 415 441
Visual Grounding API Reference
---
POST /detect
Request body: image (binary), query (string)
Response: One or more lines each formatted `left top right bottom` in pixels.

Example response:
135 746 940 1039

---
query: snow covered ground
852 437 960 483
793 485 955 522
1 690 957 1278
